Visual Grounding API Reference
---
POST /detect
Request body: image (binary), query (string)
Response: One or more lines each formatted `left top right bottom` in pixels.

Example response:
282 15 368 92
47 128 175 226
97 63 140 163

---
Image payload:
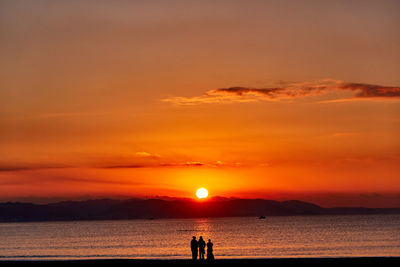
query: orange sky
0 0 399 207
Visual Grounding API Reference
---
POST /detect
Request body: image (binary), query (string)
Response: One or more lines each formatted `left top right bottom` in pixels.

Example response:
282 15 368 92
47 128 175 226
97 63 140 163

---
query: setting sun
196 188 208 199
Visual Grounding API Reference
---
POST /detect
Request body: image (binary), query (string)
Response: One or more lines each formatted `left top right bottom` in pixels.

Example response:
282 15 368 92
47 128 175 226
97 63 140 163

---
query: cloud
0 163 204 172
102 161 206 169
135 152 152 157
0 158 242 172
101 164 147 169
0 173 147 186
0 165 69 172
183 161 204 166
0 166 37 172
135 152 160 158
162 80 400 105
339 82 400 98
99 160 243 169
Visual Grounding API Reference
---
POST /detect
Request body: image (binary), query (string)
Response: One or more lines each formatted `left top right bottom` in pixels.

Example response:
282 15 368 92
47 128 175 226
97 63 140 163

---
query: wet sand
1 257 399 266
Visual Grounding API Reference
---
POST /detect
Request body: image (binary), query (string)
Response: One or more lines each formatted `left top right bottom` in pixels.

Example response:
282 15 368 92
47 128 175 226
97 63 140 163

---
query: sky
0 0 399 207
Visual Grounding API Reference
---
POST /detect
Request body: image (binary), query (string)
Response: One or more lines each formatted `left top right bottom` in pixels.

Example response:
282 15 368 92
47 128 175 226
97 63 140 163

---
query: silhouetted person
198 236 206 260
207 239 214 261
190 236 198 260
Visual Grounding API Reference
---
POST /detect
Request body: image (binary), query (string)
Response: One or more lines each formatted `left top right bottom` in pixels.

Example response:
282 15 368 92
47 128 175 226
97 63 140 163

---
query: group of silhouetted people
191 236 214 261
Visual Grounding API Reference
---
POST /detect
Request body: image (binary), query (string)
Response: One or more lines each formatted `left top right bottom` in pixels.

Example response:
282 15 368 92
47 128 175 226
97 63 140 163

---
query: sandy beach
1 257 399 266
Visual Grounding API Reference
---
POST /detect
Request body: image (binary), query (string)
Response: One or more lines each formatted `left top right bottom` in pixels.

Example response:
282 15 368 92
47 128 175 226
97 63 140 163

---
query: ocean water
0 215 399 260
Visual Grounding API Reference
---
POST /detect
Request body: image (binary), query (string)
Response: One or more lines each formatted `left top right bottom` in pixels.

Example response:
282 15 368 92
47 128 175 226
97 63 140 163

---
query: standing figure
198 236 206 260
207 239 214 261
190 236 198 260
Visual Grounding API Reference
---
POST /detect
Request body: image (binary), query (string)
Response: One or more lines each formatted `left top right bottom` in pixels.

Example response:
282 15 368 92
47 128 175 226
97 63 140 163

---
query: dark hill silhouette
0 198 399 222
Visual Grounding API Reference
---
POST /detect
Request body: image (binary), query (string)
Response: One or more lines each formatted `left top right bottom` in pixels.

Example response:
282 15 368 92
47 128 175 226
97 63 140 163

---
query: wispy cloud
0 165 70 172
162 80 400 105
0 161 220 172
102 161 207 169
135 152 161 158
0 174 147 186
105 160 245 169
183 161 204 166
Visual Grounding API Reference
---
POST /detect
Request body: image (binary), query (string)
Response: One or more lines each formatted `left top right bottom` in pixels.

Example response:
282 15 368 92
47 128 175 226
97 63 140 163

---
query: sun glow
196 188 208 199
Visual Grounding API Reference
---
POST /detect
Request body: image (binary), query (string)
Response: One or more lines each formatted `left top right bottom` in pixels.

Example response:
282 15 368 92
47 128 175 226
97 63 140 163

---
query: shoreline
1 257 399 266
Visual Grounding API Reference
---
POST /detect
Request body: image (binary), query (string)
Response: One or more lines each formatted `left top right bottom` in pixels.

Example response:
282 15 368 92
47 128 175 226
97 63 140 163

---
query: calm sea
0 215 399 260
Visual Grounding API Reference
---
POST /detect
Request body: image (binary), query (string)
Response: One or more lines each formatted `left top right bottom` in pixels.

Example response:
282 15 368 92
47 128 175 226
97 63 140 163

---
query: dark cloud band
162 80 400 105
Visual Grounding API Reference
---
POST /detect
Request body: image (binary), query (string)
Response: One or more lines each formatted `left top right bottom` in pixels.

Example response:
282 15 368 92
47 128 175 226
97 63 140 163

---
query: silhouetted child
190 236 198 260
198 236 206 260
207 239 214 261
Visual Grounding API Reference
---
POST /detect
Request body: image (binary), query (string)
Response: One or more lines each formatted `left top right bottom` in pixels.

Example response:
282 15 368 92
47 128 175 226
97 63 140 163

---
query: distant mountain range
0 198 399 222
